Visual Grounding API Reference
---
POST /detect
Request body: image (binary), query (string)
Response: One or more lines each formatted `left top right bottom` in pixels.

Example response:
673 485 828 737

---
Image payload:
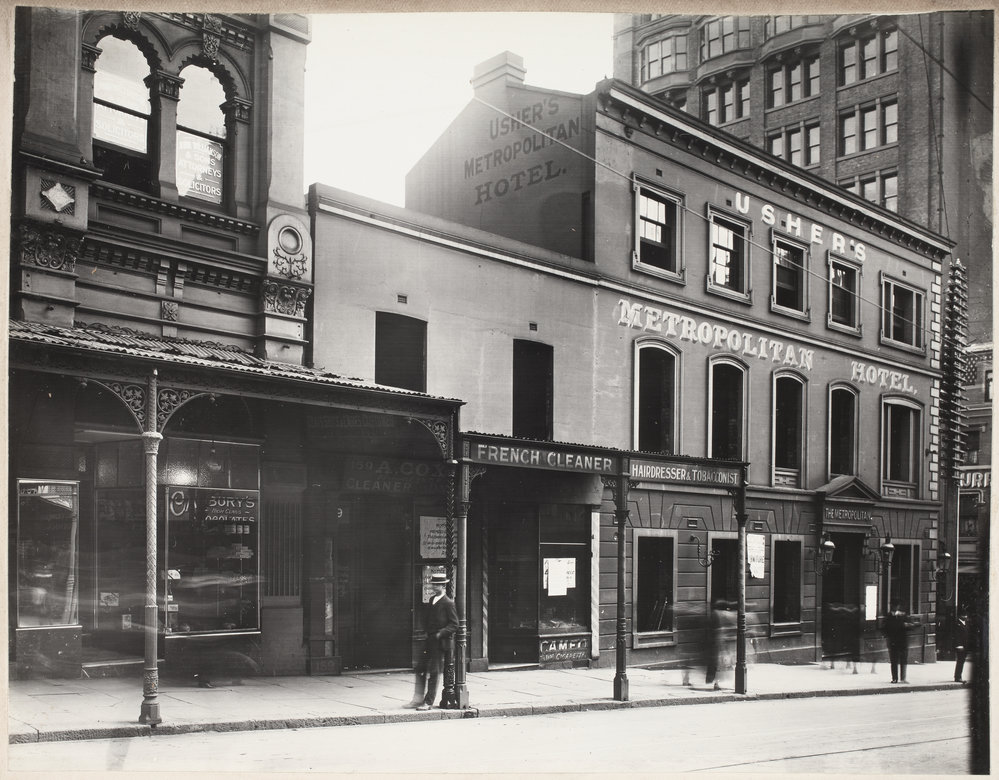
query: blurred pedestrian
952 611 969 683
883 601 914 683
705 599 735 690
405 572 457 710
676 601 708 686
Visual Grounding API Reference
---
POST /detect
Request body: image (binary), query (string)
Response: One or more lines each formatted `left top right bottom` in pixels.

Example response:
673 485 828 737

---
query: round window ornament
277 226 302 255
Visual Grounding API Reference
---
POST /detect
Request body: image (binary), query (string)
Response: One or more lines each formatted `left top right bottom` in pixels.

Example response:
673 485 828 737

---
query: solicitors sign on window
164 487 259 634
176 130 223 204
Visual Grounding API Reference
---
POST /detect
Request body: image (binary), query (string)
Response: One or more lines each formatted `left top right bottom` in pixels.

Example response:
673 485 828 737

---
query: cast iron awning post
735 462 748 695
452 459 470 707
139 369 163 725
613 456 631 701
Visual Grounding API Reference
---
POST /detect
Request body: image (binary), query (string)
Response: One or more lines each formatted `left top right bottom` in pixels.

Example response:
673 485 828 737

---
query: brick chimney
470 51 526 99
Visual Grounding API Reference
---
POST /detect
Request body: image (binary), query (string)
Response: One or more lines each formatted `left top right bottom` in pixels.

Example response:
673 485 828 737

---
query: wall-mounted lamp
935 543 954 601
690 535 718 567
865 530 895 575
814 532 836 575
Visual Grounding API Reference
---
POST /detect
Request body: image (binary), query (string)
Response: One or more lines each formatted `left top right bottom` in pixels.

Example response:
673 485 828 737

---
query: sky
303 13 615 206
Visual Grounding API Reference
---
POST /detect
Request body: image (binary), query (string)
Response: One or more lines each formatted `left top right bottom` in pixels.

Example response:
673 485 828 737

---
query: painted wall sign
176 131 223 204
617 298 815 371
468 442 615 474
959 469 991 489
823 506 873 524
850 361 918 395
539 635 590 663
343 457 448 494
733 191 866 262
466 96 581 205
630 458 740 487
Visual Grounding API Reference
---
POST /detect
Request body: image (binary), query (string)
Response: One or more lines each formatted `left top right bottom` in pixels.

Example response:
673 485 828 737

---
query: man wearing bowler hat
406 571 458 710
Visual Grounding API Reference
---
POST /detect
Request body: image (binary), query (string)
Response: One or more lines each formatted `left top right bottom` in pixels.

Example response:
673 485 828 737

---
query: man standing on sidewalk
952 612 969 683
883 601 913 683
405 572 458 710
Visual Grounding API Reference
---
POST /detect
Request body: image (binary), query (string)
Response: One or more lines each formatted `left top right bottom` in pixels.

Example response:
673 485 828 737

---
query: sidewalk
8 660 968 744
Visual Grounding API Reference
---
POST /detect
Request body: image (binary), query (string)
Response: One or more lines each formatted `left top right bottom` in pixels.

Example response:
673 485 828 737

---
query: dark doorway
821 532 864 661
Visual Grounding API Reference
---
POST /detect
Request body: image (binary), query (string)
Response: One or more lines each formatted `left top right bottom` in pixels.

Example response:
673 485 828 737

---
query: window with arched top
176 65 227 206
773 374 805 486
828 385 858 477
93 36 153 191
709 360 744 460
636 343 678 454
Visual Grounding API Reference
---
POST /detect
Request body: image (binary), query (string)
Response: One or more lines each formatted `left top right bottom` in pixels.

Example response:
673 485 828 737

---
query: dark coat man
406 572 458 710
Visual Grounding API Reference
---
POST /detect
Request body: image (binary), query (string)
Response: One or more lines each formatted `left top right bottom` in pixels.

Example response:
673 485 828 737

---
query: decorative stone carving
267 215 312 282
123 11 141 30
18 223 81 272
202 14 223 60
81 42 101 72
261 280 311 317
161 301 179 322
40 180 76 215
150 71 183 101
225 98 252 124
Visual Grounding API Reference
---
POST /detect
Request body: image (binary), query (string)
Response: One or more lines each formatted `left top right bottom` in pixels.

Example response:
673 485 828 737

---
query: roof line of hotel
601 80 954 257
314 196 942 381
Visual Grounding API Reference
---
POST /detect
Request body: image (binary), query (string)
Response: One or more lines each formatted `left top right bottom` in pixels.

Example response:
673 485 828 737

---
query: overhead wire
471 93 961 355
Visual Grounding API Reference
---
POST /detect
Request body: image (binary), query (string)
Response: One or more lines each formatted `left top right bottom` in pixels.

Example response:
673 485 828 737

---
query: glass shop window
539 504 589 633
884 543 918 614
17 481 80 627
177 65 227 206
635 533 675 634
163 486 260 634
93 36 153 191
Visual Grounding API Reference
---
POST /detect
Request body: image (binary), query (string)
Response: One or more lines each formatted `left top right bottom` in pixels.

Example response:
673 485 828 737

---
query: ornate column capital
261 280 312 318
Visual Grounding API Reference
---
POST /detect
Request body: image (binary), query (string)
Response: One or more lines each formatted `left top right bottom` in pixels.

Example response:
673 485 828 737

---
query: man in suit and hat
406 570 458 710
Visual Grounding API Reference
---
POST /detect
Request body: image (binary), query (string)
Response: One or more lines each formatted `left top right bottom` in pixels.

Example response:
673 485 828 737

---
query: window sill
769 624 802 638
633 631 675 649
764 93 821 113
879 337 926 356
634 261 685 285
770 302 810 322
835 141 899 164
705 281 752 305
827 318 863 338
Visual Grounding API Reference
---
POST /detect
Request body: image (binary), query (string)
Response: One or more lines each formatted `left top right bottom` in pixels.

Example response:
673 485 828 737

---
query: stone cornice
598 82 953 264
92 182 259 235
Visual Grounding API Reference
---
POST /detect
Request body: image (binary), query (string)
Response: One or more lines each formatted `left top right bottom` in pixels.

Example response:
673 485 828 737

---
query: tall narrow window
636 186 680 275
634 532 675 637
828 257 860 331
829 387 857 476
177 66 227 206
637 345 676 454
772 239 806 314
93 36 153 191
882 278 924 349
710 362 744 460
513 340 554 440
772 540 802 624
883 401 920 492
774 376 804 484
375 312 427 392
708 213 748 297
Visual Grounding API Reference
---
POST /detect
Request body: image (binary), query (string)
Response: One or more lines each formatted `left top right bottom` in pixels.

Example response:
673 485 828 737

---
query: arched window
828 386 858 477
636 344 678 453
709 360 744 460
176 65 227 206
773 374 805 486
93 36 153 191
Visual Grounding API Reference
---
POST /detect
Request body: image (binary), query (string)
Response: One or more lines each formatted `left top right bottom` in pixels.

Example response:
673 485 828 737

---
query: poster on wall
176 130 223 204
543 557 575 597
747 533 766 579
419 515 447 560
865 585 879 621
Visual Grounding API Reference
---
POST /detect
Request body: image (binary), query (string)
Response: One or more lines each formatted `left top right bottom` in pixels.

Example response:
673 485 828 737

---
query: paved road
8 689 970 775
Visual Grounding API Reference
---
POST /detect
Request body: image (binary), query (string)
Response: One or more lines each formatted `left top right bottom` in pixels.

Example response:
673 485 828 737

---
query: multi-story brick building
612 10 991 648
8 9 461 695
309 52 953 673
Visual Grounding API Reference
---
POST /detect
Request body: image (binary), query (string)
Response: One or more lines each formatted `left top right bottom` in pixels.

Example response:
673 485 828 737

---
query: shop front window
539 505 590 633
164 486 259 634
772 540 802 625
634 532 675 640
17 481 80 627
